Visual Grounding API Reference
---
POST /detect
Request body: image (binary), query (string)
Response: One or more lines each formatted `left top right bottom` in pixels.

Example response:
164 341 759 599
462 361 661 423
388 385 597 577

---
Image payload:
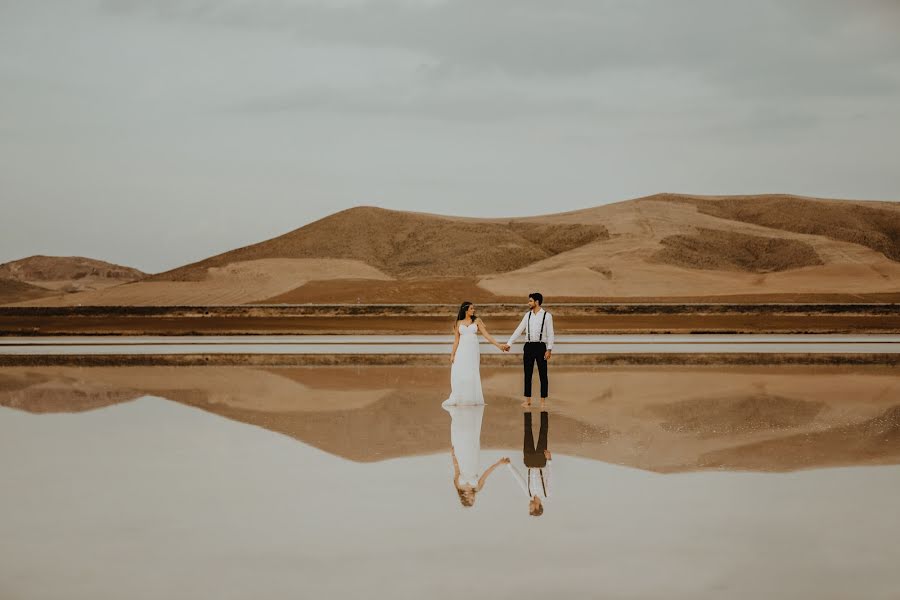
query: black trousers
524 411 549 468
523 341 549 398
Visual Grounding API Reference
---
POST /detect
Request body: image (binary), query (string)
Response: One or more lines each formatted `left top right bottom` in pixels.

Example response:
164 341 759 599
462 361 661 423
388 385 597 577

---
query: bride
442 301 509 507
442 301 505 407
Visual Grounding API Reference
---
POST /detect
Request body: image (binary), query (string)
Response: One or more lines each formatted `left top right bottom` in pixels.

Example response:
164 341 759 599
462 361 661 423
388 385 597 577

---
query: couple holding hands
443 292 554 516
443 292 554 410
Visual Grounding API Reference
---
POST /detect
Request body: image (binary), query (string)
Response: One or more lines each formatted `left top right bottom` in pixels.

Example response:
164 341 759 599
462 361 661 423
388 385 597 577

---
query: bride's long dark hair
456 301 476 323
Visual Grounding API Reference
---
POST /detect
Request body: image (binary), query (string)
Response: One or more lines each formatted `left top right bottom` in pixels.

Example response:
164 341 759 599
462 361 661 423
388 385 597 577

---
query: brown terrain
0 278 55 304
1 364 898 473
0 255 146 303
4 193 900 308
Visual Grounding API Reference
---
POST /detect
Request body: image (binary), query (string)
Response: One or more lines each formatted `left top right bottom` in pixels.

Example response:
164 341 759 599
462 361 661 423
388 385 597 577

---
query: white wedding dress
442 322 485 407
446 404 485 488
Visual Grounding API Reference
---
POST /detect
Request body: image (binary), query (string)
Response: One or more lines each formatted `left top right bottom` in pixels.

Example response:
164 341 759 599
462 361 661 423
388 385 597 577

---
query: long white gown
442 322 485 408
442 322 487 487
445 404 485 488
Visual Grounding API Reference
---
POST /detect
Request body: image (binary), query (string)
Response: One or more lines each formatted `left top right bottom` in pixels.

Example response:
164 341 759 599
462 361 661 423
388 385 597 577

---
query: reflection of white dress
445 404 485 487
442 322 485 407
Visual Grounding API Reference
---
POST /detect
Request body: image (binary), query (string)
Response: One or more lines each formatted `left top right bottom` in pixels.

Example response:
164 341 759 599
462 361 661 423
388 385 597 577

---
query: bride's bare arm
475 318 503 349
476 457 510 491
450 322 461 364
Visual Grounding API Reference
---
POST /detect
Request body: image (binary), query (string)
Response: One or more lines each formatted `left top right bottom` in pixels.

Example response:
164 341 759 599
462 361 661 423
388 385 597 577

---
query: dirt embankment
1 303 898 336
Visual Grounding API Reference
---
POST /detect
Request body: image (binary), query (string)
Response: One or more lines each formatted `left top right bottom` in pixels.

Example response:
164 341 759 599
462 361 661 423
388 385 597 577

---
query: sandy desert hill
0 278 55 304
0 255 146 303
6 193 900 306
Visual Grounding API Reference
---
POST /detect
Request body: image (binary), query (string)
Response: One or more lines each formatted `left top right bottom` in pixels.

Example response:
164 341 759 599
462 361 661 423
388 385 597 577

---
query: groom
501 292 554 409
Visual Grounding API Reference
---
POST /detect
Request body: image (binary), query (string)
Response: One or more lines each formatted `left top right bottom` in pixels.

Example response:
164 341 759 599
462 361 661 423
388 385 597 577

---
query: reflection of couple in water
447 406 552 516
443 292 554 515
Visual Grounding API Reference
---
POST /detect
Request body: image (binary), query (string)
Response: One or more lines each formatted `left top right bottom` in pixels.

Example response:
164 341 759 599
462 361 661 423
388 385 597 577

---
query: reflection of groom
507 411 552 517
501 292 554 409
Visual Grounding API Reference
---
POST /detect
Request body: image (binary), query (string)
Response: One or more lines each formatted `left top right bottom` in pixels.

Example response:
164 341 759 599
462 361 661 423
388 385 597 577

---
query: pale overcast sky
2 0 899 273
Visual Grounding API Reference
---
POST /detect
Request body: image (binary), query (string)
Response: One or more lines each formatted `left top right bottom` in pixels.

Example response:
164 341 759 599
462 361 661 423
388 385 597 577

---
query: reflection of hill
171 388 606 462
0 370 141 413
1 365 898 473
697 405 900 471
651 394 825 437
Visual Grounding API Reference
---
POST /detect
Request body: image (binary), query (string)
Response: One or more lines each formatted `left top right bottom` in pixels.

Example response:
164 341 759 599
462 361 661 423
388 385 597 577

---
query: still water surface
1 364 899 599
2 334 899 354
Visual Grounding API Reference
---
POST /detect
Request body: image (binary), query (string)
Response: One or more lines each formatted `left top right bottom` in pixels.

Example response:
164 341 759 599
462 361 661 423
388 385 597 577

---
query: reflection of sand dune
0 369 140 412
651 394 825 437
538 366 900 472
1 365 898 473
0 367 396 414
0 370 141 413
172 388 605 462
697 405 900 471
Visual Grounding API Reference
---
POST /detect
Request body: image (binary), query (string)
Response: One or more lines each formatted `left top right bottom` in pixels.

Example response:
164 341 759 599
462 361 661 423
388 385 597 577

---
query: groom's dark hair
529 292 543 306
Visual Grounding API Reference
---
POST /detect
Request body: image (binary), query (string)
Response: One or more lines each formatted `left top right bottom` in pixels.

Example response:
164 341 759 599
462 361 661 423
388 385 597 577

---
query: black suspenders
527 469 549 497
527 311 548 343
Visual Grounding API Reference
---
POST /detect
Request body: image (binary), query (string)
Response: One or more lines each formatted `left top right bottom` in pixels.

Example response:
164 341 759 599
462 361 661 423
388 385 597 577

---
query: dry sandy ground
6 193 900 306
2 364 898 473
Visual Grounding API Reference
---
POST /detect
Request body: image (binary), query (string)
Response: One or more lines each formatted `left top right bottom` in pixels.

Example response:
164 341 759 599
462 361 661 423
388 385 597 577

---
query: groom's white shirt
507 308 554 350
506 462 552 500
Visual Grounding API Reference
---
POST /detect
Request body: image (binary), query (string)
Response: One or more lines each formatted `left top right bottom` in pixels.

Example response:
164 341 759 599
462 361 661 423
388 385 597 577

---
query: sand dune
680 194 900 261
651 228 824 273
8 193 900 306
150 206 608 281
262 276 507 304
0 278 54 304
11 258 392 307
479 195 900 299
0 255 146 295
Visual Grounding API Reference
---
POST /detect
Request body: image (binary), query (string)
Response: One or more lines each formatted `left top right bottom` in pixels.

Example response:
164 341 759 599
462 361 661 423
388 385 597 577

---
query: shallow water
2 334 899 354
1 364 899 599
